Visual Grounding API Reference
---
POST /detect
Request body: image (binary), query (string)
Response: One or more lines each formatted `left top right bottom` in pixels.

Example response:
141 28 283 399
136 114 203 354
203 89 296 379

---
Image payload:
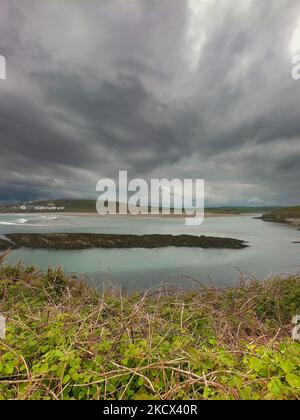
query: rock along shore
0 233 248 250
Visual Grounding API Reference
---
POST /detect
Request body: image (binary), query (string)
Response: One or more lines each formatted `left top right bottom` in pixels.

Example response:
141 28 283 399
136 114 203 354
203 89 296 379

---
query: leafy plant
0 265 299 400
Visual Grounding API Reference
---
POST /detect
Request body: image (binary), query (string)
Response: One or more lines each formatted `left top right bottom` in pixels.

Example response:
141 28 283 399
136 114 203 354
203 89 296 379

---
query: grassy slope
0 265 300 400
261 206 300 223
206 206 278 214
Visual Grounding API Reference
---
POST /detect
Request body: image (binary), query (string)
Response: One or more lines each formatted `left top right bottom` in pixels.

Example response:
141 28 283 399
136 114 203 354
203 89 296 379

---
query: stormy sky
1 0 300 206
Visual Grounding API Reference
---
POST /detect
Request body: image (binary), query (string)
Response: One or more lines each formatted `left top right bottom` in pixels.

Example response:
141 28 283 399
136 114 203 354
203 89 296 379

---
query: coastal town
4 202 65 212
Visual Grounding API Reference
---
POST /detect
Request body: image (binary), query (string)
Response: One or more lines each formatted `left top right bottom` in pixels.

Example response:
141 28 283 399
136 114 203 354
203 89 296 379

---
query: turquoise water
1 213 300 290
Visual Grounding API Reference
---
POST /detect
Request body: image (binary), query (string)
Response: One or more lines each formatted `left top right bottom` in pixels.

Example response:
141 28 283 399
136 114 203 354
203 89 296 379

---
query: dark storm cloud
31 67 198 172
1 0 300 205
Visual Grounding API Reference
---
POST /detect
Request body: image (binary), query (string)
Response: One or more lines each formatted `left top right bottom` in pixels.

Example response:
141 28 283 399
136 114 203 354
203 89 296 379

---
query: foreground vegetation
0 264 300 400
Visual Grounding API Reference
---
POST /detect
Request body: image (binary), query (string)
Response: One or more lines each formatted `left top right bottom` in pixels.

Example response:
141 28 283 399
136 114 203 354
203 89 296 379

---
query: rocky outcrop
0 233 248 250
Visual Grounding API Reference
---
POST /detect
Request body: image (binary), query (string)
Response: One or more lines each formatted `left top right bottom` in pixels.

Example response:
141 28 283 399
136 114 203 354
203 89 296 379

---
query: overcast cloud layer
1 0 300 205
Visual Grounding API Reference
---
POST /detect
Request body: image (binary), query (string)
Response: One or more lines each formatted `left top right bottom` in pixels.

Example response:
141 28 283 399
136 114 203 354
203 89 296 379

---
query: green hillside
206 206 278 214
0 200 279 214
261 206 300 224
35 199 97 212
0 199 97 213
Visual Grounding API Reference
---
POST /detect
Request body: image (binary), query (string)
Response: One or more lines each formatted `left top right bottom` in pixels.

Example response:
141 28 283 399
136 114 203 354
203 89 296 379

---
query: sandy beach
57 211 252 218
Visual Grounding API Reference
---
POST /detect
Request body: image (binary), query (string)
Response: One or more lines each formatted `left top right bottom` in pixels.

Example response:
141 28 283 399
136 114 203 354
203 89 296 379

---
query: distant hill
206 206 278 214
0 199 279 214
261 206 300 224
0 199 98 213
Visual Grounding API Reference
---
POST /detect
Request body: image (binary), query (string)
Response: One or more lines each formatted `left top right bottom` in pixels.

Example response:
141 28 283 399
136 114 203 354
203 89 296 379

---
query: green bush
0 265 299 400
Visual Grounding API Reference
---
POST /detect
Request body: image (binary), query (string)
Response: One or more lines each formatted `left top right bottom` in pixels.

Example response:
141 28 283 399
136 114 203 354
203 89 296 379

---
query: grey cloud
0 0 300 205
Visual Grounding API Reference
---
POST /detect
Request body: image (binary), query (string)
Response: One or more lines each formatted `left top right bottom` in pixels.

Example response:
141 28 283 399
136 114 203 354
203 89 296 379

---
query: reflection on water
1 213 300 290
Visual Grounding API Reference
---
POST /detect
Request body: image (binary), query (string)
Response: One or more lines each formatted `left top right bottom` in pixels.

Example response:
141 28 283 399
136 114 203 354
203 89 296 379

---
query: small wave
0 215 68 227
0 218 29 225
0 221 46 227
35 215 69 225
0 221 21 226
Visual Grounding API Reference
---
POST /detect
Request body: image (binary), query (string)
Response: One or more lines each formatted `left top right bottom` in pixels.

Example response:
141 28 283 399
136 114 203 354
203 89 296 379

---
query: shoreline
259 215 300 227
64 212 254 218
0 211 256 218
